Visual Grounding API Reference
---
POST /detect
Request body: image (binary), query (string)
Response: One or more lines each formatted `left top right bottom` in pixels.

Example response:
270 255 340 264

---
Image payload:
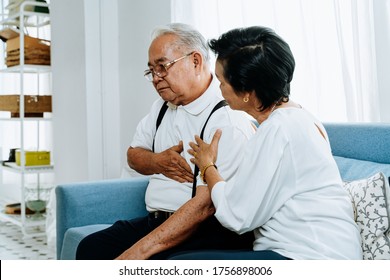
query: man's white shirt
130 76 255 212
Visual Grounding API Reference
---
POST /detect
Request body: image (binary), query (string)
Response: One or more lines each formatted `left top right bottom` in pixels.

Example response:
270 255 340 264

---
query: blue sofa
56 123 390 259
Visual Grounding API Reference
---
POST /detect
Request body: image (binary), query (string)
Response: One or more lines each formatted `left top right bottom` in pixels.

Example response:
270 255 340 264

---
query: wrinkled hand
156 141 193 183
189 129 222 170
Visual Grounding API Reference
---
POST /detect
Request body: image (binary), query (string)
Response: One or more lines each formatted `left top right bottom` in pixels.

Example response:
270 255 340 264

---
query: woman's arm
115 186 215 260
189 129 225 191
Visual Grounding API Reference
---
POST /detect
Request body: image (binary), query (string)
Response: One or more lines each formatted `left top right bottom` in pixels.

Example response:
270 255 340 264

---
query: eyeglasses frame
144 51 195 81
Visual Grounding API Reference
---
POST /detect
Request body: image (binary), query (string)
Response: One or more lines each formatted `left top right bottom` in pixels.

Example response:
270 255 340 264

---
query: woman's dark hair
209 26 295 111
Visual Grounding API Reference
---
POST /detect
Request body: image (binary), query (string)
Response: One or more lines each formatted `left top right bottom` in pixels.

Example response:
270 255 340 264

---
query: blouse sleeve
211 122 291 234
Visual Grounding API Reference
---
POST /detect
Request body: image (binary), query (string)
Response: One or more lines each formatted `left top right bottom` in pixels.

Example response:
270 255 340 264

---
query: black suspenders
153 100 228 197
152 101 168 153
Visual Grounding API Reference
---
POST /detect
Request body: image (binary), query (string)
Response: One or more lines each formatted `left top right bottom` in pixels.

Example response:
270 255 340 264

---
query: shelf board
0 212 46 238
0 210 46 227
1 162 54 174
0 116 53 121
0 64 51 73
0 198 46 234
0 8 50 28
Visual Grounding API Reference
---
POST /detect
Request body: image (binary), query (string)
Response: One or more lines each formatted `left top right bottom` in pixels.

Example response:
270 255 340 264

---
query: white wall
51 0 88 184
50 0 389 185
51 0 170 184
118 0 171 177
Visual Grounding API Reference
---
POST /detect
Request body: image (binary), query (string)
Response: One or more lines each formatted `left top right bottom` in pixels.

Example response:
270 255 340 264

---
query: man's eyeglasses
144 52 194 82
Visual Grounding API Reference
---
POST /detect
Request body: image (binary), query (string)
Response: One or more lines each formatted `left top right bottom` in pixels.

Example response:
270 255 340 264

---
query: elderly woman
188 26 362 260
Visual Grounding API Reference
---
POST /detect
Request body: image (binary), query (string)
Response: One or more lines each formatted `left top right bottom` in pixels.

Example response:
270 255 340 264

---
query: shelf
0 198 47 237
0 210 46 227
0 211 46 237
0 117 52 121
0 1 52 239
0 3 50 28
0 114 53 121
1 162 54 174
0 14 50 28
0 64 51 73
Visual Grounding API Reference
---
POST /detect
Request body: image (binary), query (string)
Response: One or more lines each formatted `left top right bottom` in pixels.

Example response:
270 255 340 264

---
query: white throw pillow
343 172 390 260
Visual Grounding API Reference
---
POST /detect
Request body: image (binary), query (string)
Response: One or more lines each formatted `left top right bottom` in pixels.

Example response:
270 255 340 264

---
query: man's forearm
127 144 194 182
116 187 214 260
127 147 158 175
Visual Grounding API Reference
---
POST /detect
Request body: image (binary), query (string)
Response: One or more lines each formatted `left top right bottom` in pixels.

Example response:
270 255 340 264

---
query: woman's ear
248 91 262 111
251 91 263 111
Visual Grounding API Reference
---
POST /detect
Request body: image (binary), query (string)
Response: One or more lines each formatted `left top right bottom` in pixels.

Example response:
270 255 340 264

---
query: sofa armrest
56 176 149 259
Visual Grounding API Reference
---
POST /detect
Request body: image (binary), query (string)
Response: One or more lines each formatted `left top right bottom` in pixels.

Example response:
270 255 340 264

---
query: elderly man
76 23 255 260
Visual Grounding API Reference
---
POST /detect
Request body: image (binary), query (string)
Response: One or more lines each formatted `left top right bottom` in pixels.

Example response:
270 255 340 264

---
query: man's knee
76 232 104 260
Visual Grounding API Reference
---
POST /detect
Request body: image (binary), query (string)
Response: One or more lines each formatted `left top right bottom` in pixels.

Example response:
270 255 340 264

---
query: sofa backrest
324 123 390 164
324 123 390 181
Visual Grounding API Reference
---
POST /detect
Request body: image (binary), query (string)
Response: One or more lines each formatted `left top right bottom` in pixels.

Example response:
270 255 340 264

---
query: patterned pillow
343 172 390 260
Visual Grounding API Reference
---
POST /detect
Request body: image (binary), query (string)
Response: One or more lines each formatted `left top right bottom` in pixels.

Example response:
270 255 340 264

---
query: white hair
151 23 210 64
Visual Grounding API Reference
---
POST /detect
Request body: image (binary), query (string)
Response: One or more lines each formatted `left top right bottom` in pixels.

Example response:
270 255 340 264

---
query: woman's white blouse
211 108 363 260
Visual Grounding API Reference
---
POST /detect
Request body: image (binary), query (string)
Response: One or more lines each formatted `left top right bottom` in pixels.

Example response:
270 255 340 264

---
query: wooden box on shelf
0 94 52 117
0 28 50 67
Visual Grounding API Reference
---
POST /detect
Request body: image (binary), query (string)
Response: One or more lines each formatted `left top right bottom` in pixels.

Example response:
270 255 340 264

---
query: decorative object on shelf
0 28 50 67
5 202 35 214
0 94 52 117
5 0 49 19
15 150 50 166
0 148 17 166
32 0 49 14
25 183 52 220
8 148 17 162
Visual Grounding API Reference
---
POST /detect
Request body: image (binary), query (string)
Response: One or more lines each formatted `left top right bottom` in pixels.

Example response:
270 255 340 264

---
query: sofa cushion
60 224 111 260
343 172 390 260
334 156 390 181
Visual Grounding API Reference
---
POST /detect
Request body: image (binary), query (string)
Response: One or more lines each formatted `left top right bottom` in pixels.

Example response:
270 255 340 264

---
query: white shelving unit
0 1 53 237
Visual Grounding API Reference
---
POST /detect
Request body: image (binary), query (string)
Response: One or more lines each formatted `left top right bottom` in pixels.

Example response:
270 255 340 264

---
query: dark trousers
76 213 254 260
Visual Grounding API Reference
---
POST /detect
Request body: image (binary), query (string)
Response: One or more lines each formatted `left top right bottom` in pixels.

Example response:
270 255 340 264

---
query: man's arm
127 142 193 183
115 186 214 260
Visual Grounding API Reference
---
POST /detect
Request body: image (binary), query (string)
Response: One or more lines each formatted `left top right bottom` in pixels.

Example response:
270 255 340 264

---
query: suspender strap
152 101 168 153
191 100 228 198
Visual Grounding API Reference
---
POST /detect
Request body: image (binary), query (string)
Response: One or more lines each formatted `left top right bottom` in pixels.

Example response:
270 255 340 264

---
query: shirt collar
179 74 222 115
